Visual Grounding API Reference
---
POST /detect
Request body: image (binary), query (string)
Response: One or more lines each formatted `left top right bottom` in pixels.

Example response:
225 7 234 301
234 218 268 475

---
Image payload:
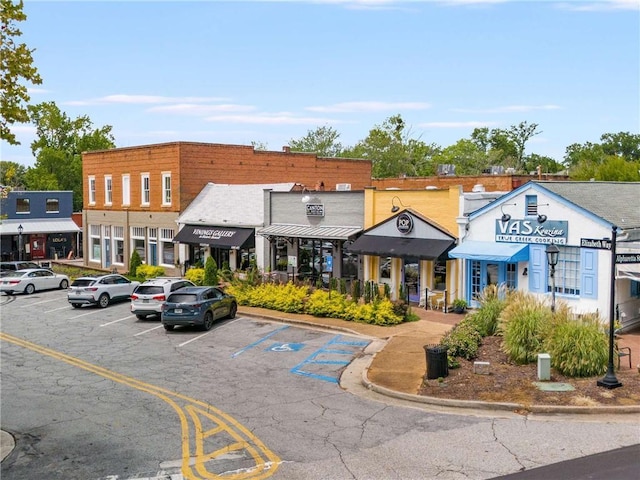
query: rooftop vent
336 183 351 191
437 164 456 176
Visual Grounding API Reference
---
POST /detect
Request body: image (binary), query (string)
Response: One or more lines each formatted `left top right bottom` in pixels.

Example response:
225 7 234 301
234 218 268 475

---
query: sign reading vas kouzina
192 228 237 240
495 219 568 245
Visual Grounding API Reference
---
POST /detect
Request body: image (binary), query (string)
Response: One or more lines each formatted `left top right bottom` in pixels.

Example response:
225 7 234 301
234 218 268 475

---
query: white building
450 181 640 330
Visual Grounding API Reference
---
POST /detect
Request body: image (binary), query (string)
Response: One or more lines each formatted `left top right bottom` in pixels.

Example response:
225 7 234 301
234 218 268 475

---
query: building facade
0 190 80 261
450 181 640 329
81 142 372 275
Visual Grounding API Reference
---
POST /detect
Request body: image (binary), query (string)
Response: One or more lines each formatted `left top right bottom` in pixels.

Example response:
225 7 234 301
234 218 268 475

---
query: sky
2 0 639 168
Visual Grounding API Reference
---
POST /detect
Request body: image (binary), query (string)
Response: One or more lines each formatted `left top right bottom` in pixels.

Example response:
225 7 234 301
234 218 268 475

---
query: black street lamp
545 243 559 313
597 225 622 389
17 224 24 261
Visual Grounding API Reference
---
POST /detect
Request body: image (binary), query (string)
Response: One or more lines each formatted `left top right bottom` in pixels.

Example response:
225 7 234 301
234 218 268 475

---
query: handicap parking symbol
267 342 305 352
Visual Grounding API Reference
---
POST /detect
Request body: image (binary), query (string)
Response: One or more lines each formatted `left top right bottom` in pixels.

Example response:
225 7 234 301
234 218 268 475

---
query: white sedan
0 268 70 295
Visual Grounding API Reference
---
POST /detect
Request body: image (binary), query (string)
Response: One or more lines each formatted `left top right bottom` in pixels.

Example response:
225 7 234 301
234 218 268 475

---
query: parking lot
0 288 374 479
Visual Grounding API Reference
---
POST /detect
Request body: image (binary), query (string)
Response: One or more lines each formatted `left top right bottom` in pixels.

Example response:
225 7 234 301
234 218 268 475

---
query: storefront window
342 252 358 279
506 263 517 289
434 260 447 290
550 246 580 295
380 256 392 282
275 239 288 271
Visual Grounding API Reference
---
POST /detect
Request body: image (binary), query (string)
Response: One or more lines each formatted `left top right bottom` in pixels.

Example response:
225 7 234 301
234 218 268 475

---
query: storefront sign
288 255 297 267
495 219 568 244
193 228 236 240
305 203 325 217
396 213 414 234
616 253 640 264
580 238 612 250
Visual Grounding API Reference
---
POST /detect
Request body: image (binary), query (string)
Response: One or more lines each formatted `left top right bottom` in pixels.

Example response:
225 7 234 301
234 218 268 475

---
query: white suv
130 277 195 319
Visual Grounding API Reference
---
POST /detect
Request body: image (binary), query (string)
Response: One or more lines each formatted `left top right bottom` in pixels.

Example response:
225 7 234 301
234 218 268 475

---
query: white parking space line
178 331 213 347
70 310 105 319
101 315 135 327
134 325 164 336
49 305 72 312
27 297 63 306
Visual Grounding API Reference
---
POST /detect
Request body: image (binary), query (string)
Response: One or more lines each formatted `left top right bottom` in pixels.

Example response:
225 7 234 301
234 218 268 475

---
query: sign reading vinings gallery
495 219 568 245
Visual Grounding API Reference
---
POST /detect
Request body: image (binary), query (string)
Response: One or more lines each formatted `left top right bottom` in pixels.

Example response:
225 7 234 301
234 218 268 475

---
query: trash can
424 344 448 379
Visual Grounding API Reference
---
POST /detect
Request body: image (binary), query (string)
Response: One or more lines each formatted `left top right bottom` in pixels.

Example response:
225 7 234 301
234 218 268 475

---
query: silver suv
130 277 195 319
68 274 140 309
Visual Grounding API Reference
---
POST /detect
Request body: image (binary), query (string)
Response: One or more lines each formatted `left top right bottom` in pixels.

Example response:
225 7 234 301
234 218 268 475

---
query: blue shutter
580 248 598 299
529 244 546 293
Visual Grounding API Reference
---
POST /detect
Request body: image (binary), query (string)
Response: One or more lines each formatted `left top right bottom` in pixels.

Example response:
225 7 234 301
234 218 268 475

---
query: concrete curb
241 308 640 415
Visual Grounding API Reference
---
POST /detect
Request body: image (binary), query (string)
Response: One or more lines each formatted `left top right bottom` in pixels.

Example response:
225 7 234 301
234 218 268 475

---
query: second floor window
105 176 112 205
89 176 96 204
162 173 171 205
141 174 150 205
16 198 30 213
46 198 59 213
122 175 130 206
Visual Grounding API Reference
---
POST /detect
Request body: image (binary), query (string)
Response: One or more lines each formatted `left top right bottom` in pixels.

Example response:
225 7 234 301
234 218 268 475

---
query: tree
204 256 219 286
288 125 343 157
26 102 116 211
343 114 440 178
0 160 27 187
431 139 490 176
504 121 541 172
522 153 564 175
1 0 43 145
599 132 640 161
570 155 640 181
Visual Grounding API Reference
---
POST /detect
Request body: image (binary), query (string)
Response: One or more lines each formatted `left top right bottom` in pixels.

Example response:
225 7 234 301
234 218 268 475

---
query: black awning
346 235 455 260
173 225 255 249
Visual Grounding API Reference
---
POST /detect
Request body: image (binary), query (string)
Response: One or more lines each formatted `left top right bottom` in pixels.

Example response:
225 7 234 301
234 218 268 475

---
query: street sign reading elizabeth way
580 238 612 250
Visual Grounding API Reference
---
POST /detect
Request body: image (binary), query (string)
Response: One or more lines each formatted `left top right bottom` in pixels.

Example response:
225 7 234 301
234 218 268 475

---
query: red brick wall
83 142 373 212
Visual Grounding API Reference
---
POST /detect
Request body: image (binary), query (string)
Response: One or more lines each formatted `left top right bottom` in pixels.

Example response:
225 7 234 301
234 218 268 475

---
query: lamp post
17 224 24 261
597 225 622 389
545 243 559 313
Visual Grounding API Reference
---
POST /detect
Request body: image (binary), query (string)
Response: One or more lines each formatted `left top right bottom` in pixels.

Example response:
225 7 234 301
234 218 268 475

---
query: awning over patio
346 235 455 260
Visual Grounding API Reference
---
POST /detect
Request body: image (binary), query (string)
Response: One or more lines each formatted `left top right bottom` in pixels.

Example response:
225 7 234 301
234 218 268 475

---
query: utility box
537 353 551 381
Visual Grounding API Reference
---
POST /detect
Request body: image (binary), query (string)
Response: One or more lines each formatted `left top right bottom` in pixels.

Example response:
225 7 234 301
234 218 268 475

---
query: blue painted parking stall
290 335 370 383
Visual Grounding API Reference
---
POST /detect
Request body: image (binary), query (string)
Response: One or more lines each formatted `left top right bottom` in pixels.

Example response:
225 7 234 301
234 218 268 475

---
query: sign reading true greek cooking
305 203 324 217
495 219 568 244
396 213 414 234
192 228 237 240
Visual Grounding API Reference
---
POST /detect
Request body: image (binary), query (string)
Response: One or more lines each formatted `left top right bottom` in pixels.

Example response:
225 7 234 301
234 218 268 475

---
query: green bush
351 279 362 303
219 261 233 282
129 250 142 277
204 256 218 286
545 314 609 377
185 267 205 286
499 294 553 364
468 297 506 336
440 320 482 360
136 264 165 280
342 298 404 325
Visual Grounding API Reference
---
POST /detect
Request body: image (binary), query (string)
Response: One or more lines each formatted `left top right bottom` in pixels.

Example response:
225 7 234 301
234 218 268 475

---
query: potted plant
452 298 468 314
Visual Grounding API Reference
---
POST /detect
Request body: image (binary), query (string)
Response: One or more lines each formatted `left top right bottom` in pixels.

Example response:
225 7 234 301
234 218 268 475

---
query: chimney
282 146 290 153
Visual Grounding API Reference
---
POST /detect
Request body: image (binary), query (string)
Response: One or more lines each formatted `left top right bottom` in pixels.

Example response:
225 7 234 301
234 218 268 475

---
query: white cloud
307 101 431 113
419 120 499 128
148 104 257 115
452 105 562 114
203 113 346 125
27 87 50 95
555 0 640 12
64 94 230 106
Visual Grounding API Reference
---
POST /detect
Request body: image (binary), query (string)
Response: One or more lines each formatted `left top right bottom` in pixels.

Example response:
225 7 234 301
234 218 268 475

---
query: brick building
81 142 372 275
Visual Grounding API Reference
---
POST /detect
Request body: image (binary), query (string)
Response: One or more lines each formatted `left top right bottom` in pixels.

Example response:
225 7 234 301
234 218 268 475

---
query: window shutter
580 248 598 299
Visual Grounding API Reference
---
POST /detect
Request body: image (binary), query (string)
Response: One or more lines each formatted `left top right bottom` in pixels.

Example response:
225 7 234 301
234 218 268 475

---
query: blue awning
448 241 529 262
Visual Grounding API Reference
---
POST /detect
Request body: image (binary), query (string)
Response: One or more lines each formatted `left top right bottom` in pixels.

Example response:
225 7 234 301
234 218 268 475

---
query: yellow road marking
0 332 281 479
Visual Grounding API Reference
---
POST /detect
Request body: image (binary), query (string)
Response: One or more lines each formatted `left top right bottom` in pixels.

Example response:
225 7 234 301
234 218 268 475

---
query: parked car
161 286 237 331
0 261 43 277
0 268 69 295
68 274 140 308
130 277 195 319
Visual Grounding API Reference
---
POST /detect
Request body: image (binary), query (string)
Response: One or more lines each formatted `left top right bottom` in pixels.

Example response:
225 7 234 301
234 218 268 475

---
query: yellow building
346 186 462 309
